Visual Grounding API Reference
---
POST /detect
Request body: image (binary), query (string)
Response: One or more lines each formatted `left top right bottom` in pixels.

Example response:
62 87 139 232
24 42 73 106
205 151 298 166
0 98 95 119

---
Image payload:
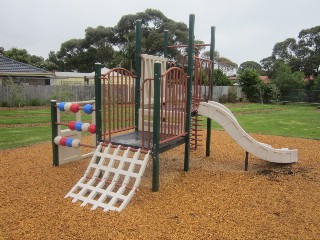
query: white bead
54 136 62 145
72 139 81 148
81 123 90 132
64 102 72 112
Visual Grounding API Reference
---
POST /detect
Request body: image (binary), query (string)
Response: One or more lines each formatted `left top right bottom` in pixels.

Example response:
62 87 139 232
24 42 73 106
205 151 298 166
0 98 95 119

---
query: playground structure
51 14 298 211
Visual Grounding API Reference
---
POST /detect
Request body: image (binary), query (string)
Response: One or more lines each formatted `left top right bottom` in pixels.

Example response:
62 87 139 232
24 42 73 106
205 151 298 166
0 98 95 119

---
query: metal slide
198 101 298 163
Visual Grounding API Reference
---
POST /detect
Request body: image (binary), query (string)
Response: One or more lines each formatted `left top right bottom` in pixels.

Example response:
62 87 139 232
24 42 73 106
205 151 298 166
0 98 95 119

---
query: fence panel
0 85 96 104
0 85 243 105
211 86 242 101
283 89 320 103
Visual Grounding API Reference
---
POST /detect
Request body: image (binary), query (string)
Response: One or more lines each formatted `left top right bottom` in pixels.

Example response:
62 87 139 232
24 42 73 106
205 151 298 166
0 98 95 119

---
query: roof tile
0 55 49 73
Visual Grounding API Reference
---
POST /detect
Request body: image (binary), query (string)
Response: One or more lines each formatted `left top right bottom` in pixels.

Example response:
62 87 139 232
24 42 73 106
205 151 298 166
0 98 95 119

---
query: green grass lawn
0 126 51 149
204 103 320 139
0 103 319 150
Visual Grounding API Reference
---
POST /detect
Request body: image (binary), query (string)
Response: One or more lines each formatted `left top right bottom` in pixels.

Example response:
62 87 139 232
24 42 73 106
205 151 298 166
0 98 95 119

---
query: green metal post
51 100 59 166
206 26 215 157
135 20 142 131
152 62 161 192
94 63 102 144
184 14 195 172
163 30 169 58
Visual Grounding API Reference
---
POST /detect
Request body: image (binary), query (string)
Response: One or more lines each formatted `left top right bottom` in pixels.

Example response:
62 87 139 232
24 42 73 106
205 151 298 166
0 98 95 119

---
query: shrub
218 94 228 103
238 68 261 102
4 77 27 107
227 92 237 103
51 84 73 101
28 98 42 106
0 101 9 107
268 84 282 104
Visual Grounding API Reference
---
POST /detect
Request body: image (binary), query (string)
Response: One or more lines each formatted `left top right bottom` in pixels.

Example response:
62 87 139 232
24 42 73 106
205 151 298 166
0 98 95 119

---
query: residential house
52 68 128 85
0 55 53 85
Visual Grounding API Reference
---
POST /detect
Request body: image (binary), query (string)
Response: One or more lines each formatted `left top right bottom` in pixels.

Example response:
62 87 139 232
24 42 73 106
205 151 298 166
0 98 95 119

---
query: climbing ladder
65 143 150 212
190 114 203 150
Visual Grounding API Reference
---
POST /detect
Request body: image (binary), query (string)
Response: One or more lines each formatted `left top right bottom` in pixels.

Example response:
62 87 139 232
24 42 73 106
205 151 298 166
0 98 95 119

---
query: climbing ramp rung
65 143 150 212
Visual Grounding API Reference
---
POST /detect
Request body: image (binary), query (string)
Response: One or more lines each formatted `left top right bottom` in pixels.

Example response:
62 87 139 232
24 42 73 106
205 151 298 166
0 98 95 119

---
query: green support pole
163 30 169 58
135 20 142 131
94 63 102 144
184 14 195 172
51 100 59 166
206 26 215 157
152 62 161 192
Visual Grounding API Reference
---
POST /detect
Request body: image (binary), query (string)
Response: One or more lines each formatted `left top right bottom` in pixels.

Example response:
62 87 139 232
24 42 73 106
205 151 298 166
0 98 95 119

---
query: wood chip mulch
0 130 319 239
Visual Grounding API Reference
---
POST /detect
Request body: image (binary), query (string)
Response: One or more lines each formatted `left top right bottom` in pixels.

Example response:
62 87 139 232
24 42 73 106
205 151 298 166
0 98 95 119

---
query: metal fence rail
283 89 320 103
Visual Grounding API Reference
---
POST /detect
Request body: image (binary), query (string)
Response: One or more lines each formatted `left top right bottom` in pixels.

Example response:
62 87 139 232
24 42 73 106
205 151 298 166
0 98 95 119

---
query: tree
114 9 189 63
271 25 320 77
212 69 231 86
4 48 30 63
55 9 190 71
238 68 261 102
48 51 63 71
201 50 220 61
260 56 277 77
297 26 320 77
82 26 115 67
238 61 262 74
314 75 320 90
4 48 59 71
216 57 238 75
271 62 305 95
57 39 85 71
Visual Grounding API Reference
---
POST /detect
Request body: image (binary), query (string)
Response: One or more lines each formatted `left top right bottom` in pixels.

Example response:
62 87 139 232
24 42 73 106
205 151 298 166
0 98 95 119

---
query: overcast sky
1 0 319 66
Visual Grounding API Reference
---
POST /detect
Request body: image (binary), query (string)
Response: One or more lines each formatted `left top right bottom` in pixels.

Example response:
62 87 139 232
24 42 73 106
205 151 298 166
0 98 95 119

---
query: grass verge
0 103 319 150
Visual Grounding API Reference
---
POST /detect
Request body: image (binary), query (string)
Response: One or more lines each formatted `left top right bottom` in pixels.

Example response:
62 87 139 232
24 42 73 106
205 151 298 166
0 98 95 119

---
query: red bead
60 137 67 146
70 104 80 113
68 121 76 130
88 124 96 134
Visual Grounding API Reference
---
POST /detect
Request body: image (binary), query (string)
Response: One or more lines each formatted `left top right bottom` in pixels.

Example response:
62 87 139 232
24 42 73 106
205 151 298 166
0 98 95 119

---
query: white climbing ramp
198 101 298 163
65 143 150 212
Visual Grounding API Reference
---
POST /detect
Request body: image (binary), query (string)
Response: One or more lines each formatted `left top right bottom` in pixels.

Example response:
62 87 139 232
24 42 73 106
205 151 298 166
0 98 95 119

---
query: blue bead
75 122 83 131
83 104 93 114
66 138 73 147
57 102 66 111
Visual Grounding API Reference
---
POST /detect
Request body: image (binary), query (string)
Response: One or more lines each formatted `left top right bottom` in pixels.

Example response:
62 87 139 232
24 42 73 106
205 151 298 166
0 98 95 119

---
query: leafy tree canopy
238 61 262 74
216 57 238 75
201 50 220 61
271 25 320 77
4 48 30 64
213 69 231 86
271 62 305 95
4 47 58 71
55 9 190 72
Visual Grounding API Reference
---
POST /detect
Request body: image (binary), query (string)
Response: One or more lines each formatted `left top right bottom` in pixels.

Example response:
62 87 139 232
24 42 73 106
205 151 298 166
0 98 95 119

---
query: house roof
0 55 52 76
259 76 270 84
229 75 271 84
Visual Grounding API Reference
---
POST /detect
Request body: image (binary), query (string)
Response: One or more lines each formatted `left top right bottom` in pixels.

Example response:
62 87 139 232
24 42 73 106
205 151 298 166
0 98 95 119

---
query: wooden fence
0 85 243 105
0 85 95 105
